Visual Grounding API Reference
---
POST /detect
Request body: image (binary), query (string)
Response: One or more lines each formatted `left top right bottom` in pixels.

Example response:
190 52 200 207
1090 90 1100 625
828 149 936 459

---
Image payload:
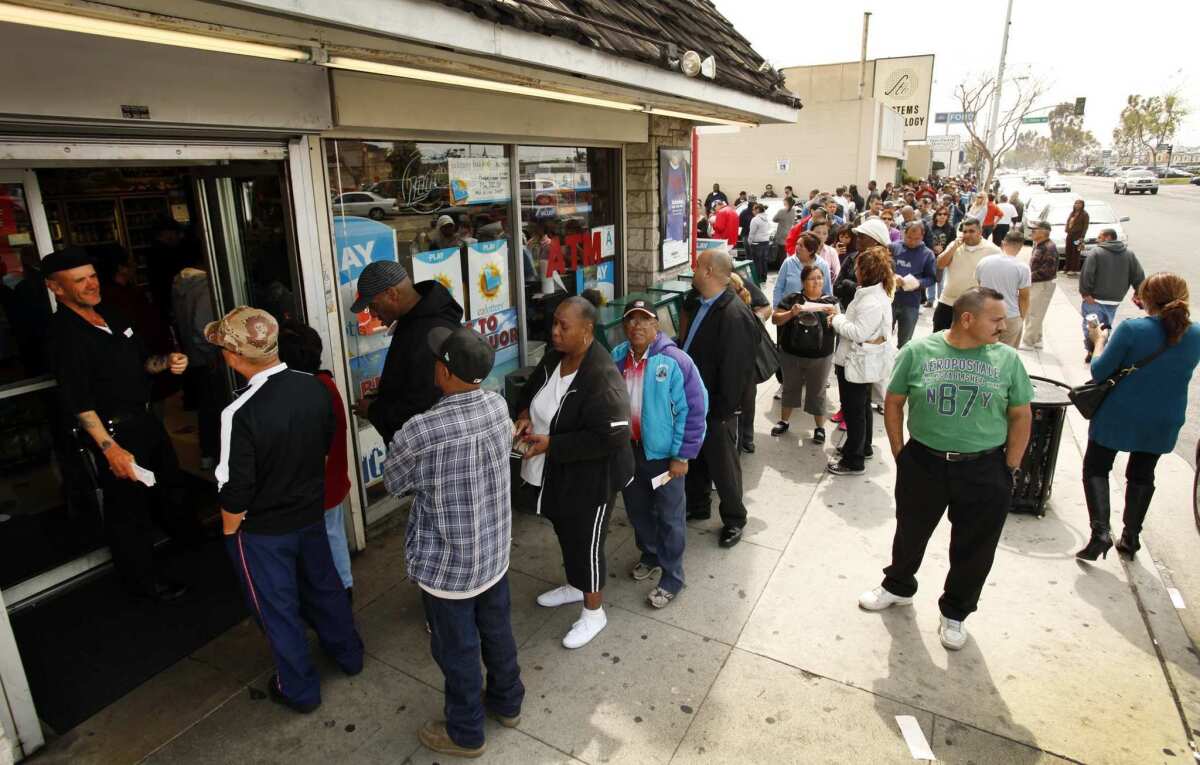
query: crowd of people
39 165 1200 759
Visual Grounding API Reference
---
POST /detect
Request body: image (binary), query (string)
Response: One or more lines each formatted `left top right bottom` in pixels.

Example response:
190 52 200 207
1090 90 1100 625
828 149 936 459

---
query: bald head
693 247 734 299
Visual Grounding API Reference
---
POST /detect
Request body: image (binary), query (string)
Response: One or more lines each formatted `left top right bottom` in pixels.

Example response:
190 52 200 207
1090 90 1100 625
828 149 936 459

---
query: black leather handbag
1069 345 1166 419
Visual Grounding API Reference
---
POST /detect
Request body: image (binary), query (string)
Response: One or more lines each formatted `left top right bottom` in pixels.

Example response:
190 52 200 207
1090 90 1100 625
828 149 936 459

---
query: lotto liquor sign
873 54 935 142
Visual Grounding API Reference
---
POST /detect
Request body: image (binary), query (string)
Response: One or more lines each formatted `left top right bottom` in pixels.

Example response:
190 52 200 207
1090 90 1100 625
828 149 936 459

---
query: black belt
914 441 1003 463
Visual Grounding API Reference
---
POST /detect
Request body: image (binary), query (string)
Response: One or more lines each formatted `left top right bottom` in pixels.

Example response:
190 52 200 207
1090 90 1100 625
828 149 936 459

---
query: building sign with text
873 54 935 142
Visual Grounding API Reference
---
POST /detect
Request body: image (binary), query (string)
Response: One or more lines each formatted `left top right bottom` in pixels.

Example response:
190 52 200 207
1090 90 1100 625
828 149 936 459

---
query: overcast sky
712 1 1200 147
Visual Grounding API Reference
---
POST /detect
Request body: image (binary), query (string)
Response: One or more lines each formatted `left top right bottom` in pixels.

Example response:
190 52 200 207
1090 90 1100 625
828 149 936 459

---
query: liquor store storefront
0 4 796 759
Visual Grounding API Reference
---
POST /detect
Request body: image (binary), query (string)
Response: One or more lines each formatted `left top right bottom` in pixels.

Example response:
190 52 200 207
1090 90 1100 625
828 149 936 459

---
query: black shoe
137 579 188 603
825 460 865 476
718 526 743 548
1077 475 1113 561
770 421 790 437
1076 532 1113 561
1116 481 1155 558
687 509 711 521
740 442 756 454
813 427 826 445
266 673 319 714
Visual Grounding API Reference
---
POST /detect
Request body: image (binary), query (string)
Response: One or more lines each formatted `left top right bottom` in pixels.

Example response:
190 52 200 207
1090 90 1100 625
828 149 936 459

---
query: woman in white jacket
819 246 896 476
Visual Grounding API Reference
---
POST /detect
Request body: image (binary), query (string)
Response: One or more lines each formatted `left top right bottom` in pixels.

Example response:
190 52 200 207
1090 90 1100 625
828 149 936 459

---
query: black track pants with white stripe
550 493 616 594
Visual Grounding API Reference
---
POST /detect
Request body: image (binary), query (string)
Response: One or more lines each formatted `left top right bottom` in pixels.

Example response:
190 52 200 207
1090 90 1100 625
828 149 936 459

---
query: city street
1050 174 1200 465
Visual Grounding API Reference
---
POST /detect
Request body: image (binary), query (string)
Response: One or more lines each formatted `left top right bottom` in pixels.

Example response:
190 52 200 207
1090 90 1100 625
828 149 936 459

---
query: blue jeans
924 268 943 304
1081 301 1119 351
893 302 920 348
324 500 354 589
421 574 524 749
621 444 687 593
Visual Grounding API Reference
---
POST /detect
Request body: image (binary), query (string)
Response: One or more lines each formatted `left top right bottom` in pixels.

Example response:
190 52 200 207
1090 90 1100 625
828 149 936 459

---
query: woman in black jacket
515 297 634 649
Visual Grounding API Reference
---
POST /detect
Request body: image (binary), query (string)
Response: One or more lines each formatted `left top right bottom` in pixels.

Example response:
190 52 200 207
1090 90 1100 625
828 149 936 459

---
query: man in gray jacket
1079 229 1145 362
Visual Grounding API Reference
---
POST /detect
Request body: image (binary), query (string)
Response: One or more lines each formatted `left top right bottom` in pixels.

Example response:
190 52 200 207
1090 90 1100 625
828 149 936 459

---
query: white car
1114 169 1158 195
1021 191 1077 240
332 191 396 219
1024 171 1047 185
1044 175 1071 193
1037 199 1129 258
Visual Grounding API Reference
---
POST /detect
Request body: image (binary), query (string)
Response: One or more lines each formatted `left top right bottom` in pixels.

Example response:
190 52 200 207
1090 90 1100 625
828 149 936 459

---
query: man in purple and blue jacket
613 300 708 609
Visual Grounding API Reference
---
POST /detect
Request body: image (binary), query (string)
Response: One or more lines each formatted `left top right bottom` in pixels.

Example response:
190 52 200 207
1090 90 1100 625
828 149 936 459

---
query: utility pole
985 0 1014 155
857 12 871 99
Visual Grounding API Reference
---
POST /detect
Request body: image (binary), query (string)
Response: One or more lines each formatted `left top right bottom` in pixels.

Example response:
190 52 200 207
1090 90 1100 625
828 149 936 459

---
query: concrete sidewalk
40 281 1199 765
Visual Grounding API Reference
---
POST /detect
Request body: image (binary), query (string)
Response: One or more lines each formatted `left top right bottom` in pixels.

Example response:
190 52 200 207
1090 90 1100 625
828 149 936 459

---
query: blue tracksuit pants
226 520 364 708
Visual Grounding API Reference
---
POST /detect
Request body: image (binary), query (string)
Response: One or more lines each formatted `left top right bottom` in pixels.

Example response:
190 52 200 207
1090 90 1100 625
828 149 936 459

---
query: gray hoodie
1080 241 1144 303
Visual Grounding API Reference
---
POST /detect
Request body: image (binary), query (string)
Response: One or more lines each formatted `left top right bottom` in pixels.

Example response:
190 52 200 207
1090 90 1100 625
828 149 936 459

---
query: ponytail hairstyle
1139 272 1191 345
728 272 752 305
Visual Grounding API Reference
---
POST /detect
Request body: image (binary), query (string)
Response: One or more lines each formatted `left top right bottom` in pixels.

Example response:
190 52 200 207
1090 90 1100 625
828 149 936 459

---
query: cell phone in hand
511 436 531 458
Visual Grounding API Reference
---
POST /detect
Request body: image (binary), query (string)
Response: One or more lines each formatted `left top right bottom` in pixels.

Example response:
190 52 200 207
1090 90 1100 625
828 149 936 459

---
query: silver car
1114 169 1158 195
332 191 396 220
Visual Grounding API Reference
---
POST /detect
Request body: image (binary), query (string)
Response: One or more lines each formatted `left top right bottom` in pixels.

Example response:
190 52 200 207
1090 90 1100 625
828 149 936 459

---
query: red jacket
784 221 807 255
983 202 1003 227
712 206 740 246
316 370 352 509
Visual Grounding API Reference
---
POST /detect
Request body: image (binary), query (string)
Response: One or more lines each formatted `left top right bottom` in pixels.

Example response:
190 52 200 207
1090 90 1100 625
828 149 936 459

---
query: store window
516 146 619 364
324 140 516 512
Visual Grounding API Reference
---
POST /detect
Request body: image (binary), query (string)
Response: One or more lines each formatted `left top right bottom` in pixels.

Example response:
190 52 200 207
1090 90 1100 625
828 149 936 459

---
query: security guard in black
45 247 192 600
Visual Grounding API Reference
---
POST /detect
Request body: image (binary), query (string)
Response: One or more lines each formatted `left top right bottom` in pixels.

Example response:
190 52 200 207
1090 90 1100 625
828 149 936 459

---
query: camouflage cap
205 306 279 359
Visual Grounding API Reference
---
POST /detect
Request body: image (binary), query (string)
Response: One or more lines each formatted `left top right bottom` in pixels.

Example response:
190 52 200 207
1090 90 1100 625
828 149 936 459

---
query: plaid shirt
383 388 512 593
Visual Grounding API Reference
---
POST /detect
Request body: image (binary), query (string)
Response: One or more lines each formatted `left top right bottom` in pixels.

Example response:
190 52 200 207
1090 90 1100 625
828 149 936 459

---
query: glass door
0 169 52 760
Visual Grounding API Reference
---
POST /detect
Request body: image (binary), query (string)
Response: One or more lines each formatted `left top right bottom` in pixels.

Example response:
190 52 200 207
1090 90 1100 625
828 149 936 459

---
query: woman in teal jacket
1077 273 1200 560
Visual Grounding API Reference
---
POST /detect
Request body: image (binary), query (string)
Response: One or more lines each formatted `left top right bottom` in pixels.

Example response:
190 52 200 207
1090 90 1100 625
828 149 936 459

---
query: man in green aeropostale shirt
858 287 1033 652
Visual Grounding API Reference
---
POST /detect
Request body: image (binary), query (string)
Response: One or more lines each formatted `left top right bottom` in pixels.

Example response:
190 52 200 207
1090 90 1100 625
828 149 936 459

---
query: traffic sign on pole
934 112 976 124
1022 116 1048 124
1074 97 1086 116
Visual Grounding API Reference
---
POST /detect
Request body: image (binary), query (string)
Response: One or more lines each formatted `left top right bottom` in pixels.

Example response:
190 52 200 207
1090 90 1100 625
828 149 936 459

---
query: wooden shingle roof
437 0 797 106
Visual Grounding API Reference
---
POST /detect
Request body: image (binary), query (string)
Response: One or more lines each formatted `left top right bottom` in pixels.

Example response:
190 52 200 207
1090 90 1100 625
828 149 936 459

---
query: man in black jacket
207 306 363 714
514 297 634 648
349 261 464 445
680 248 760 548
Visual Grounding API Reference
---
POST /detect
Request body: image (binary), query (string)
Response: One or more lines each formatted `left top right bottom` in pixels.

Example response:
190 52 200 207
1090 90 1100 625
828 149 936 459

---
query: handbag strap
1109 343 1168 383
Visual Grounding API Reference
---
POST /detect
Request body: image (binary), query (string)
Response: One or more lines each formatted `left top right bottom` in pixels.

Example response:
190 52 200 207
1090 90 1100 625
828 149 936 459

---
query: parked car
1020 191 1077 240
1044 175 1072 192
1154 167 1195 179
1084 166 1105 176
332 191 396 219
1192 176 1200 186
1114 169 1159 195
1024 171 1047 185
1036 199 1129 261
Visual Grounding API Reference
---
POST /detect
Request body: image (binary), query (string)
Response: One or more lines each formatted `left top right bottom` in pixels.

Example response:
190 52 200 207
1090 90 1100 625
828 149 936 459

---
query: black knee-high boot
1116 482 1155 558
1076 475 1114 561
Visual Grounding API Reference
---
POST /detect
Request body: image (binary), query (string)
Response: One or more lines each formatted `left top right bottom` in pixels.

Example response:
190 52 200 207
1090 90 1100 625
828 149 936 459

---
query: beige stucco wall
698 98 892 196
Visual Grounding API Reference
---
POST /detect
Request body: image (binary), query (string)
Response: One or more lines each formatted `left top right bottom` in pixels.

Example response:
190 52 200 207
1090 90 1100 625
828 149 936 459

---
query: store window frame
317 135 625 528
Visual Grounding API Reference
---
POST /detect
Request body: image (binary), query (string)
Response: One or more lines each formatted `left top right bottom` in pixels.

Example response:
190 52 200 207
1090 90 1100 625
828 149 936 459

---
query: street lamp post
985 0 1015 155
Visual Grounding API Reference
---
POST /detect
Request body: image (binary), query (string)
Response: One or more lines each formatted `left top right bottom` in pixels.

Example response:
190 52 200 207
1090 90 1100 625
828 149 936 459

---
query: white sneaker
857 586 913 611
939 616 967 651
562 607 607 649
537 585 584 608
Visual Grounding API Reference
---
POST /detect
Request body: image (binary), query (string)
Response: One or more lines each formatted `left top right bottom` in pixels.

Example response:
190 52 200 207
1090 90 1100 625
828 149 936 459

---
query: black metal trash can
1011 375 1073 516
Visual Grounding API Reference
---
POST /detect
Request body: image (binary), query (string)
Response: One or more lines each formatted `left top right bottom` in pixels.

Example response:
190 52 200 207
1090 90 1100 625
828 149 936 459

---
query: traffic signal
1074 97 1086 116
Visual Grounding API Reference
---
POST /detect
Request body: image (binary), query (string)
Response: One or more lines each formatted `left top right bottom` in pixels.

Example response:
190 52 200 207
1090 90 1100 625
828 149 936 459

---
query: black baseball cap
428 326 494 384
622 299 656 320
40 247 93 276
350 260 409 313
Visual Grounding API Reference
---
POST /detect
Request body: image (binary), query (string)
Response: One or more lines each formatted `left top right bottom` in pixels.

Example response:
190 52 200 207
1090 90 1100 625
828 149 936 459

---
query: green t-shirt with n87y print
887 331 1033 453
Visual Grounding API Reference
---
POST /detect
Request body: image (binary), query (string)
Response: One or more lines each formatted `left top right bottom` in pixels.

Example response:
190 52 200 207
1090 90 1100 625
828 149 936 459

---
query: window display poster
576 258 615 303
659 147 692 269
447 157 511 206
592 224 616 258
466 240 510 319
463 307 520 367
333 215 399 339
349 347 389 400
358 425 387 487
412 246 466 309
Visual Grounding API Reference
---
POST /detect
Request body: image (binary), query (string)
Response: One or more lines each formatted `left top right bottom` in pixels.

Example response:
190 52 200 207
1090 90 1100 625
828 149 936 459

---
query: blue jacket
612 332 708 461
889 242 937 308
1089 316 1200 454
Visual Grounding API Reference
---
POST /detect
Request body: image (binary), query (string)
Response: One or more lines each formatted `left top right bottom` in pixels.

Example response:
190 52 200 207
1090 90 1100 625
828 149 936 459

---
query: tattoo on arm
77 411 115 450
144 355 167 374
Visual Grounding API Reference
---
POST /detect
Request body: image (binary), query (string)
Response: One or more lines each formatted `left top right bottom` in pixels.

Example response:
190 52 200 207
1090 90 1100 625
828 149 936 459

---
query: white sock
581 605 605 622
